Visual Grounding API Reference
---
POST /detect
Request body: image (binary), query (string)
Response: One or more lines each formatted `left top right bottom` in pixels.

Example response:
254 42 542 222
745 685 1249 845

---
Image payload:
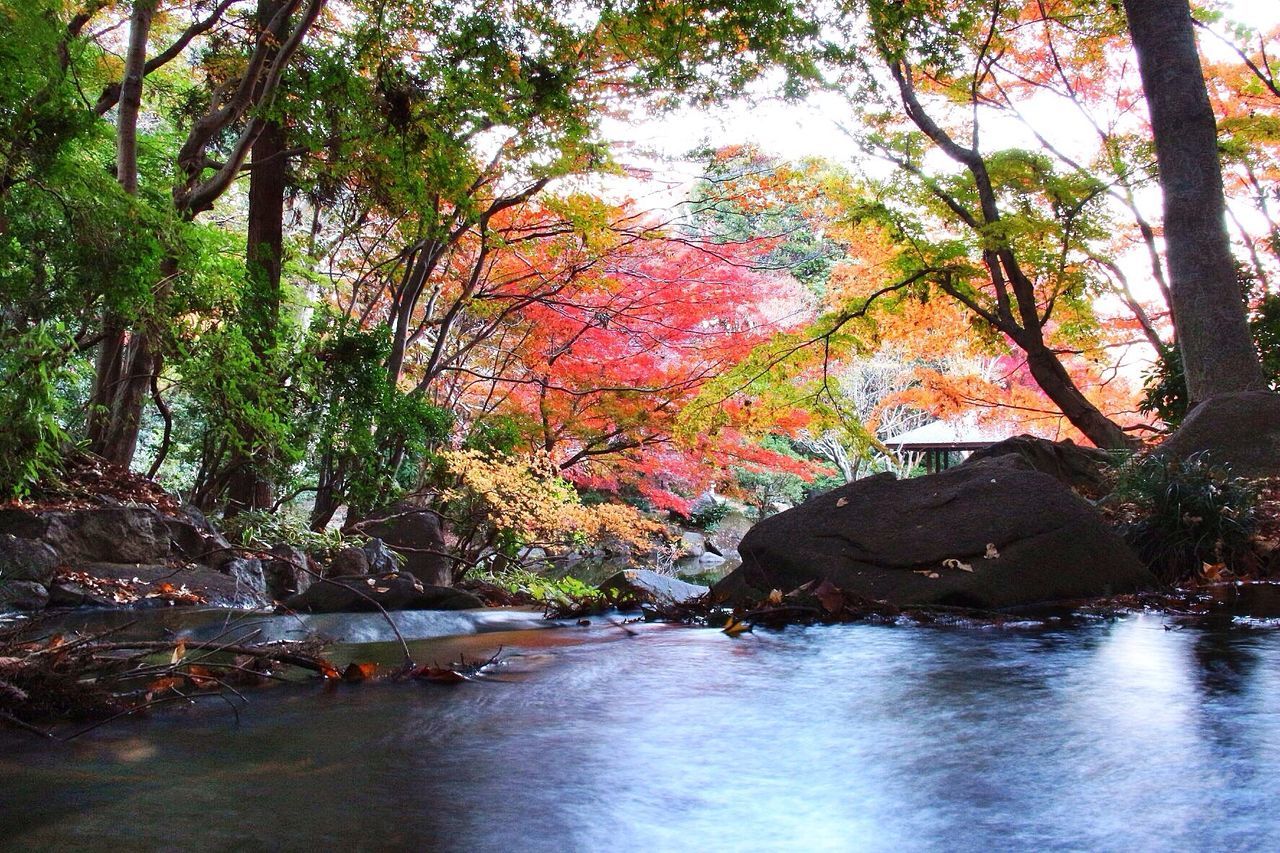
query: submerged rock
599 568 709 608
1152 391 1280 478
712 459 1154 611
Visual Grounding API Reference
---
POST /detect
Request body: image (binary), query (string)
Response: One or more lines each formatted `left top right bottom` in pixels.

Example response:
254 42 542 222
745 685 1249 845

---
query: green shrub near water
477 566 603 608
220 508 363 559
1113 453 1258 584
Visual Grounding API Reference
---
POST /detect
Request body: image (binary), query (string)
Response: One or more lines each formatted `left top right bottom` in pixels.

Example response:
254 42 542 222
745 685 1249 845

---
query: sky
600 0 1279 208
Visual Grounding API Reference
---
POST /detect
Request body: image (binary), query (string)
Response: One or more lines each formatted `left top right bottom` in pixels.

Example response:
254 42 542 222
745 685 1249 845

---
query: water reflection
1 616 1278 851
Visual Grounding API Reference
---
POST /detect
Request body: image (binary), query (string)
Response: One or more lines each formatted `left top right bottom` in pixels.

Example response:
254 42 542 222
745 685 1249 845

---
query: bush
0 323 75 498
687 499 731 530
1113 453 1258 584
476 566 603 608
220 509 360 558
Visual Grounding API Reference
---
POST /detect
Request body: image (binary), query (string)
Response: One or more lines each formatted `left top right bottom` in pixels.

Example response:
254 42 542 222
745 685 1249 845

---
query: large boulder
0 534 59 585
264 544 312 600
164 506 236 569
349 504 452 586
1152 391 1280 478
962 435 1117 494
282 572 484 613
46 562 271 609
327 546 371 578
42 506 172 564
711 459 1155 611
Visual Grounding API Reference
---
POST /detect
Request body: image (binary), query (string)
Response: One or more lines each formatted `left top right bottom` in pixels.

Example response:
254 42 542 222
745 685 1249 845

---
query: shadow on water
2 613 1279 851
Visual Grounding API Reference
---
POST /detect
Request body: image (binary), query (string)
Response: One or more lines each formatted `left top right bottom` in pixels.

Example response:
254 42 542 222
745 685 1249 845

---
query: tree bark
1122 0 1266 403
89 0 155 463
226 0 288 514
115 0 154 193
1022 342 1134 450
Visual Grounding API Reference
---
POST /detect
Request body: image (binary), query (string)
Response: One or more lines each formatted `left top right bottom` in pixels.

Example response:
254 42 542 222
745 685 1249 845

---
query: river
2 608 1279 851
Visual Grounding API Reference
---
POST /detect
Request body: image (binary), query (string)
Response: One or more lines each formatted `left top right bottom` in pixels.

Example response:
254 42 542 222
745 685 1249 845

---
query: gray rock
712 458 1155 611
518 546 549 565
223 557 267 599
328 546 370 578
1152 391 1280 478
66 562 271 609
599 568 709 608
350 503 452 586
41 506 172 564
0 580 49 611
264 544 312 600
48 578 118 608
0 534 59 584
361 538 401 575
282 572 484 613
962 434 1117 493
679 531 707 558
165 507 235 569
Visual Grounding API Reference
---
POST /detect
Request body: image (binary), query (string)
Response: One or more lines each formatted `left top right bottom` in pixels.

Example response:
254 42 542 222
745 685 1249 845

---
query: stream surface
2 607 1279 851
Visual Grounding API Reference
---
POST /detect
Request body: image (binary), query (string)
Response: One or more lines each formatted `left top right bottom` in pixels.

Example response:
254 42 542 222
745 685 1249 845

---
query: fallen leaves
341 662 378 683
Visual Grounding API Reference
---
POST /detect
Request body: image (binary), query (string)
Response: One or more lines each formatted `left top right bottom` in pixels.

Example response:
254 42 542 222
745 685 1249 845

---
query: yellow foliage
440 449 668 551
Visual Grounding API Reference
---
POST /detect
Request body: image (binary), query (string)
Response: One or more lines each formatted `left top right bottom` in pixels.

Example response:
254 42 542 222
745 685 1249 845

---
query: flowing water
2 608 1279 851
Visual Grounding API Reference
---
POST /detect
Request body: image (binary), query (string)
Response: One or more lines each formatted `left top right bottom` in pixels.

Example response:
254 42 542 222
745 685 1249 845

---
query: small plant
1113 453 1258 584
476 566 604 608
221 509 360 558
687 499 731 530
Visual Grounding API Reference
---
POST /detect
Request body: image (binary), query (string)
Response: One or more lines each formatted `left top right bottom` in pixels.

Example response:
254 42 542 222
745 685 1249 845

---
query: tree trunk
225 29 288 515
88 0 153 460
1022 342 1134 450
99 322 159 466
1122 0 1266 403
115 0 154 194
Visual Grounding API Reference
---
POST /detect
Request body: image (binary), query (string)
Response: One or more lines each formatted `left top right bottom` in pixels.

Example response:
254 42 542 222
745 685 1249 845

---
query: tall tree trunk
88 0 154 460
1123 0 1266 404
225 32 288 515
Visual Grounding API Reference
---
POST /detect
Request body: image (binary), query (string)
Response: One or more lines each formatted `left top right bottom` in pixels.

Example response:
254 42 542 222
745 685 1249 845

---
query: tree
1122 0 1266 403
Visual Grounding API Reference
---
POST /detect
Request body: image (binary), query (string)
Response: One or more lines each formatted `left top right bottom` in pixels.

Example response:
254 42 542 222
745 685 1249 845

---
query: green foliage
0 323 76 498
1113 453 1258 585
686 499 731 530
476 566 603 607
299 316 454 516
220 509 360 558
464 415 525 455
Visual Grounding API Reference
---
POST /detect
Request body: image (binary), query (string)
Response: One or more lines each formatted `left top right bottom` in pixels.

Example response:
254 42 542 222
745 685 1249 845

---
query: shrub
0 323 75 499
687 499 731 530
1113 453 1258 584
221 509 360 558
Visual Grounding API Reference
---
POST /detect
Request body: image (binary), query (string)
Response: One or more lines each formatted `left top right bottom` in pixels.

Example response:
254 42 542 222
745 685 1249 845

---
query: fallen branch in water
0 618 340 737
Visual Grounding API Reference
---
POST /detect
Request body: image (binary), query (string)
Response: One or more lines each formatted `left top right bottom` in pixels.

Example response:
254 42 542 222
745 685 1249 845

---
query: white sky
599 0 1278 209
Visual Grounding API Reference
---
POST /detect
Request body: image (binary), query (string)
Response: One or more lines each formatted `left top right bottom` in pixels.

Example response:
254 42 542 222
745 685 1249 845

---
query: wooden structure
884 420 1005 475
